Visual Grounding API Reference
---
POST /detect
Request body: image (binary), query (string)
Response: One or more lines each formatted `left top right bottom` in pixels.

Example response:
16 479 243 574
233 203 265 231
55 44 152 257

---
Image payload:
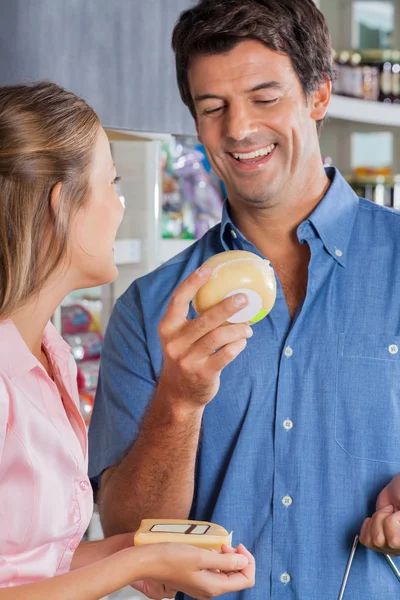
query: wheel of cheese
193 250 276 325
134 519 232 550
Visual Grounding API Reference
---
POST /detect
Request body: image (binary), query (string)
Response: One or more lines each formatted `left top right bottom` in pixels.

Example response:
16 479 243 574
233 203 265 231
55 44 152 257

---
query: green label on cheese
250 308 268 324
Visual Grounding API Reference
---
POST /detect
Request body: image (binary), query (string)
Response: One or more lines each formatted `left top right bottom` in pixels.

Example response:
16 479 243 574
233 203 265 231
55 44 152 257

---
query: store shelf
159 238 196 263
328 95 400 127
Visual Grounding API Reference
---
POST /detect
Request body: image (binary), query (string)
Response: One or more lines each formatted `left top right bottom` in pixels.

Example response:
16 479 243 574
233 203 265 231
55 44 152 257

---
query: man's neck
228 165 331 259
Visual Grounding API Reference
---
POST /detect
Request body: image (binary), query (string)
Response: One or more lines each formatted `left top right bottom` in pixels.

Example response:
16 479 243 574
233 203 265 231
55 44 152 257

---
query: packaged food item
361 50 393 103
79 391 95 426
63 332 103 362
360 55 380 101
346 174 396 208
193 250 276 325
61 304 92 334
77 360 100 391
336 50 352 96
393 175 400 210
134 519 232 551
349 52 364 99
392 50 400 104
161 140 223 240
333 48 400 102
374 175 392 207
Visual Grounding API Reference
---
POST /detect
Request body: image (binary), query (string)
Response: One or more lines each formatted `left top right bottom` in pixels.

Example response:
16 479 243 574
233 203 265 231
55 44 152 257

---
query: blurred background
1 0 399 597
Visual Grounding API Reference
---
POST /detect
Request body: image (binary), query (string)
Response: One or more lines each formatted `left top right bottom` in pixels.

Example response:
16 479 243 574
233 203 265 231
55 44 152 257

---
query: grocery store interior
1 0 400 598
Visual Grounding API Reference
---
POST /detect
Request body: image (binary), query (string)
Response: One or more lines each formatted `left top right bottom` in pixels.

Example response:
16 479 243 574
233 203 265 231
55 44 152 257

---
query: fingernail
237 555 249 567
198 266 211 278
234 293 247 306
381 504 394 512
245 327 253 338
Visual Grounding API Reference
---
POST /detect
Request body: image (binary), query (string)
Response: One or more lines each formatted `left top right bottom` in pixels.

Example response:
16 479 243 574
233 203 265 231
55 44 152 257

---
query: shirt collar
0 319 71 378
220 167 359 267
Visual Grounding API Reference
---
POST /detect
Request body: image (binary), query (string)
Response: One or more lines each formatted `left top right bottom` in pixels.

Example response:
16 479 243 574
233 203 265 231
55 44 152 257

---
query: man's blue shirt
89 168 400 598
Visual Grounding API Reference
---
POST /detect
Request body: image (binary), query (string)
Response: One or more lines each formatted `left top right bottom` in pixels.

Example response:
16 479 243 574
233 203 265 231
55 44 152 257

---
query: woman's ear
50 182 63 216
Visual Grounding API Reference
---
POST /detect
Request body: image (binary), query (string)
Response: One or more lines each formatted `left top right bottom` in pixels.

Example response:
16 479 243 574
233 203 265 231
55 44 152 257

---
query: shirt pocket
335 333 400 463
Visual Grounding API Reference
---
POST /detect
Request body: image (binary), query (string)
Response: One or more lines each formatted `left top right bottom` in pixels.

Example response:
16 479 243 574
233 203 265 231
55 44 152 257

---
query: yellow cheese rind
193 250 276 324
134 519 232 550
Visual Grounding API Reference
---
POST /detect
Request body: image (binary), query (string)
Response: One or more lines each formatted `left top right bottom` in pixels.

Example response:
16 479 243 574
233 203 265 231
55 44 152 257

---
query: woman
0 81 255 600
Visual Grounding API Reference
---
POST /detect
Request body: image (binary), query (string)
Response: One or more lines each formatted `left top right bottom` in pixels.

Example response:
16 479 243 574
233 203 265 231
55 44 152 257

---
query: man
88 0 400 597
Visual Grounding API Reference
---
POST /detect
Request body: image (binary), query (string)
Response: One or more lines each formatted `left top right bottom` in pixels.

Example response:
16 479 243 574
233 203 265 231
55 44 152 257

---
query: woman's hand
136 542 255 600
130 580 177 599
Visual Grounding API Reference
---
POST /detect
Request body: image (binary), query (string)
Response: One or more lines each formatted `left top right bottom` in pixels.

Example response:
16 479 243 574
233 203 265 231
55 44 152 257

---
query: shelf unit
328 95 400 128
319 0 400 175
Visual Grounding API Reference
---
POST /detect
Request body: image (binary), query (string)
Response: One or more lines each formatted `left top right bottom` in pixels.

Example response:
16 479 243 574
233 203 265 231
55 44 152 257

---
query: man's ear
310 78 332 122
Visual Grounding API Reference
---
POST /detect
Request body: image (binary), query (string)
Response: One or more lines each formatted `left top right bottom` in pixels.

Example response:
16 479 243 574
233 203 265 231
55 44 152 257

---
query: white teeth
232 144 275 160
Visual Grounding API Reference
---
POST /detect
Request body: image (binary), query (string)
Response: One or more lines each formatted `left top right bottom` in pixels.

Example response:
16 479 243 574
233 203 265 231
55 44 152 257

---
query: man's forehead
189 58 292 98
189 47 292 96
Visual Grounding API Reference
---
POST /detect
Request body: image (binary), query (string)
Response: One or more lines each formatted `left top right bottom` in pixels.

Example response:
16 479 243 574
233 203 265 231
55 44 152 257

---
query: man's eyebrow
194 81 283 103
194 93 224 103
246 81 283 93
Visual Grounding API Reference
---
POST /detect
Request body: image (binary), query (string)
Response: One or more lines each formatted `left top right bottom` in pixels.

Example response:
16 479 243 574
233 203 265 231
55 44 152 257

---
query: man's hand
360 473 400 556
157 265 253 415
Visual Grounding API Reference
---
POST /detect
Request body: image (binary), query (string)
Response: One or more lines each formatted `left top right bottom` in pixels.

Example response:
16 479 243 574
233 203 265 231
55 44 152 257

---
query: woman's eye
112 176 121 185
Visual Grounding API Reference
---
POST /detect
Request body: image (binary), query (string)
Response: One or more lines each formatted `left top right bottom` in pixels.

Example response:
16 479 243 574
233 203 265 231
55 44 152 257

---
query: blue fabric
89 168 400 599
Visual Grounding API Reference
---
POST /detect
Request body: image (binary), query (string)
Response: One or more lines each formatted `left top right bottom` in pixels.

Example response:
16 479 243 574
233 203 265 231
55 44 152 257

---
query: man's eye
256 98 279 105
204 106 224 115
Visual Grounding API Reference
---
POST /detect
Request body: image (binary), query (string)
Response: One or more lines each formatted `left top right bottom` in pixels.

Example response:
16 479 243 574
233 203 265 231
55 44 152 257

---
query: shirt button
335 249 343 257
389 344 399 355
282 495 293 507
284 346 293 358
79 480 90 491
283 419 294 431
280 572 291 584
231 229 238 239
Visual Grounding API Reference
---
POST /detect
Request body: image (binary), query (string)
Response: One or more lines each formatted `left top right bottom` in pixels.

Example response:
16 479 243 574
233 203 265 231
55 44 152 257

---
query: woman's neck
11 275 72 362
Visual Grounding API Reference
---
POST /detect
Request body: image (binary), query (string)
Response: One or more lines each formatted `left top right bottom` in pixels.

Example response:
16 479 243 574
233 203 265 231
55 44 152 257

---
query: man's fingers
160 267 212 333
359 517 372 548
207 338 249 372
376 486 392 511
183 293 249 346
382 510 400 551
189 323 253 359
370 505 394 548
359 505 400 554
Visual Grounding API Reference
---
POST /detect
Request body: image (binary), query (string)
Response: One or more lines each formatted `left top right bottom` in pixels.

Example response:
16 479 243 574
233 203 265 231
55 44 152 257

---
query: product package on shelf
161 137 224 241
61 295 103 426
63 332 103 362
333 49 400 104
346 169 400 210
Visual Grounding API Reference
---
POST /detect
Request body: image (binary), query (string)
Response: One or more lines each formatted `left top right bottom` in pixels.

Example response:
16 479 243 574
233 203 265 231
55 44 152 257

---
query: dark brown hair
0 81 100 318
172 0 334 132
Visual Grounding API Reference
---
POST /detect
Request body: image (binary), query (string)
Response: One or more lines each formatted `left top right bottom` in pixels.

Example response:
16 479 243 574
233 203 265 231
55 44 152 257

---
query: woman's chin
78 263 119 290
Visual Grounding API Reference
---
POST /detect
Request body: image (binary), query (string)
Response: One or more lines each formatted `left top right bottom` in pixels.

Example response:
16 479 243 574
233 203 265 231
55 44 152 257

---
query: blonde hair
0 81 100 319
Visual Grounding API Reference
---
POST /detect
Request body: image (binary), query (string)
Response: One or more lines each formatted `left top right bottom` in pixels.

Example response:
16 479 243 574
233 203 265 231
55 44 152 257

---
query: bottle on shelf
392 50 400 104
333 48 400 103
361 50 393 103
346 170 400 210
